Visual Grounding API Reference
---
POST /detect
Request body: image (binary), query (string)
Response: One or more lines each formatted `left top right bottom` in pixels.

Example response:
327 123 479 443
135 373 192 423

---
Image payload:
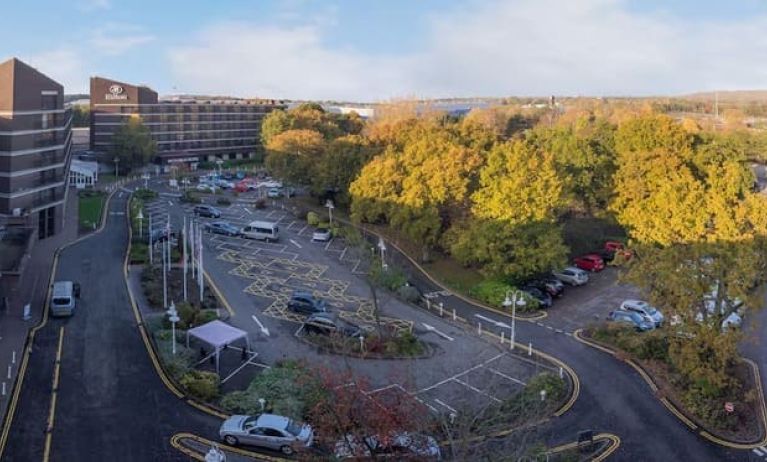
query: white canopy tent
186 320 250 374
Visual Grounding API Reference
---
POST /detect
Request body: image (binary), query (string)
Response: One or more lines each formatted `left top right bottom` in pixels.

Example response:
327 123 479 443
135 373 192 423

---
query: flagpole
199 222 204 303
183 215 188 302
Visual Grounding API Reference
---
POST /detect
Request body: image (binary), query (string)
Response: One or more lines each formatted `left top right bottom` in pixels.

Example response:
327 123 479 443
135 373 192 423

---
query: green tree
260 109 294 146
447 220 568 281
111 117 156 172
312 135 377 204
71 105 90 128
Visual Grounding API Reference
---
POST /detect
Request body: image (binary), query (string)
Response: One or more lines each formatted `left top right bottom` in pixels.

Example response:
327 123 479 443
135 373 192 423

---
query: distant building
0 57 72 239
69 158 98 189
89 77 285 171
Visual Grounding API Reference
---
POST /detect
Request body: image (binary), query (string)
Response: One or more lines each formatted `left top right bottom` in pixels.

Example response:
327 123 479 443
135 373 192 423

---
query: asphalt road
3 189 219 461
0 179 759 462
385 243 750 461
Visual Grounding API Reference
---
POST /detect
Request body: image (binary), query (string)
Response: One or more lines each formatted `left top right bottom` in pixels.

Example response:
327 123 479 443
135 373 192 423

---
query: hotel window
41 94 58 110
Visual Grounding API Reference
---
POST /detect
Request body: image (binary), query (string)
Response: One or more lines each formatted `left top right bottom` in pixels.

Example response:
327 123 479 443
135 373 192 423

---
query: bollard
1 382 5 396
22 304 31 321
426 298 431 311
439 302 444 317
6 365 10 379
559 367 563 379
452 309 456 321
11 351 15 364
528 342 532 356
500 331 505 344
359 336 365 352
477 322 482 335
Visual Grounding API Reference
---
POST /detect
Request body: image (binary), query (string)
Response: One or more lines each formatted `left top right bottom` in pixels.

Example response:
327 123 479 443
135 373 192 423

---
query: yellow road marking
170 432 287 461
42 326 65 462
203 270 235 317
548 432 621 461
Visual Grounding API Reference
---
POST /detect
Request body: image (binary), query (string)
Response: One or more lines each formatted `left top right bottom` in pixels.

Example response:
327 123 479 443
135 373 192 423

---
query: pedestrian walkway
0 189 80 424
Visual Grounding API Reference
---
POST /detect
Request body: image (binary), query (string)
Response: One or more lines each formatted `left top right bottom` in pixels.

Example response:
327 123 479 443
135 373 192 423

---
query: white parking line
453 378 502 403
289 239 302 249
489 368 527 386
753 448 765 456
324 238 334 250
434 398 457 414
298 224 308 235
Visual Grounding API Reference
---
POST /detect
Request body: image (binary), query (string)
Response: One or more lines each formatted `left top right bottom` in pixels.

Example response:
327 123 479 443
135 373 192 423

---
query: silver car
219 414 313 455
620 299 664 327
552 266 589 286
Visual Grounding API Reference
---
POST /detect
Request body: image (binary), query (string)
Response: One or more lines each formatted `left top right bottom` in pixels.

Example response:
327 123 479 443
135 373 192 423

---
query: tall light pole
183 215 188 302
137 209 144 239
148 212 153 265
377 237 387 269
503 290 526 349
325 199 334 227
162 229 168 309
166 301 179 355
113 156 120 178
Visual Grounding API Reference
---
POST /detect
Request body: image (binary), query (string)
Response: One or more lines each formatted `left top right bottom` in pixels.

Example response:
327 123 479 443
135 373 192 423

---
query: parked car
196 183 217 193
620 300 664 327
573 254 605 272
288 292 329 315
607 310 655 331
216 179 235 189
311 227 332 242
204 221 241 236
526 277 565 298
149 227 172 244
604 241 633 261
520 286 552 309
193 205 221 218
552 267 589 286
219 414 314 455
592 248 615 264
334 432 441 460
267 187 283 198
303 312 365 338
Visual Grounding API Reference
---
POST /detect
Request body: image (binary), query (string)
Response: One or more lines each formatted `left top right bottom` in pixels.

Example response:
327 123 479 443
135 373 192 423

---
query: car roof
292 291 315 298
561 266 585 273
256 414 289 430
306 312 337 322
52 281 73 296
579 254 601 259
623 299 649 308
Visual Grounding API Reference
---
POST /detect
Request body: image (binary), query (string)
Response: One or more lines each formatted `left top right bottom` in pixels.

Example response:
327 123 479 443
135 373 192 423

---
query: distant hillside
683 90 767 103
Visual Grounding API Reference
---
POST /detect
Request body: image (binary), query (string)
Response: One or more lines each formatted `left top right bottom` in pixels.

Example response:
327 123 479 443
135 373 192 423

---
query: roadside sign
725 402 735 413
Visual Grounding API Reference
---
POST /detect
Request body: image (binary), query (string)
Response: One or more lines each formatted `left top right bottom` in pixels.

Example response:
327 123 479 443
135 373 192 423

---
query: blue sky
2 0 767 100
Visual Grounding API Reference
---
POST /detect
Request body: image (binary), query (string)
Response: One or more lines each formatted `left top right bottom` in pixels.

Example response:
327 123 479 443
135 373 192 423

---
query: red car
573 254 605 272
604 241 633 261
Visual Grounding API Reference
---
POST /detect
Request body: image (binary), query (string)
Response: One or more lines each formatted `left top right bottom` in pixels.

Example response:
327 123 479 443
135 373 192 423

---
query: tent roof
187 320 247 349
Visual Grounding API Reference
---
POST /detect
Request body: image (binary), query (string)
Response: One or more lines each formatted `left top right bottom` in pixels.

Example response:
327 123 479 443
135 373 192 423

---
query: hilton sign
104 84 128 101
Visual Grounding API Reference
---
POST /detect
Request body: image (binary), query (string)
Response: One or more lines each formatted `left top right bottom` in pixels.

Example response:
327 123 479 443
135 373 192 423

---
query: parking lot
140 186 556 418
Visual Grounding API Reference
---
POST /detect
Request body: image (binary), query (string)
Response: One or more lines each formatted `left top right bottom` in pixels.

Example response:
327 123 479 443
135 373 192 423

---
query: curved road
0 186 758 461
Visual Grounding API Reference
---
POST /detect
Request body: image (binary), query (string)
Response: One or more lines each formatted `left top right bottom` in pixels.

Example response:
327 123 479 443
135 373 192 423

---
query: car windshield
52 297 70 306
285 420 303 436
243 416 258 430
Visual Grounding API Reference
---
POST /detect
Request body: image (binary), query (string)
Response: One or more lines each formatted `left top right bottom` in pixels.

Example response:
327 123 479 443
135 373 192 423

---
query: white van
241 221 279 242
50 281 79 317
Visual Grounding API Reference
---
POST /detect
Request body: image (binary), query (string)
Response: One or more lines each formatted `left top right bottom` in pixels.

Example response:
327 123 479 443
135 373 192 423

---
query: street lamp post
503 290 526 349
377 237 387 269
137 209 144 239
148 212 153 264
166 301 180 355
325 200 335 227
113 157 120 178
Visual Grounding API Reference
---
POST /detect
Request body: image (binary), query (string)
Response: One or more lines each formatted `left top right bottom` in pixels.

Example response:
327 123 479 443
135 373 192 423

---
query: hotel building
0 58 72 239
89 77 284 170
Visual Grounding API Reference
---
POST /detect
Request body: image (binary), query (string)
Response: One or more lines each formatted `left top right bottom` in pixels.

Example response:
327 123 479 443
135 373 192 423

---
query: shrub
370 262 407 291
307 211 320 226
130 243 148 264
216 197 231 206
176 301 199 329
135 188 158 201
180 370 220 401
220 362 321 420
180 191 201 204
396 284 421 303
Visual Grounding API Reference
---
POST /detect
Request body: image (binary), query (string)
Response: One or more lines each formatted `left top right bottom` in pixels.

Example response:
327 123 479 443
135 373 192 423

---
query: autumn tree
350 119 486 261
260 109 294 146
265 129 325 186
312 135 377 204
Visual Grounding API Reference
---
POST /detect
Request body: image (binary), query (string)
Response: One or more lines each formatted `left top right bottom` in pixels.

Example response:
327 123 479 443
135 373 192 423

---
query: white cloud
19 49 88 93
90 24 155 56
167 0 767 100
